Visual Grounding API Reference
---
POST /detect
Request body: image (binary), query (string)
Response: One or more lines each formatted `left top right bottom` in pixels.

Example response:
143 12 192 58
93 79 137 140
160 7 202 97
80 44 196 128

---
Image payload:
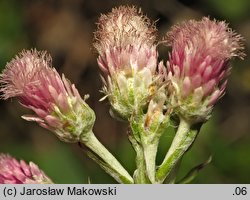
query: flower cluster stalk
156 118 200 183
80 132 134 184
128 134 150 183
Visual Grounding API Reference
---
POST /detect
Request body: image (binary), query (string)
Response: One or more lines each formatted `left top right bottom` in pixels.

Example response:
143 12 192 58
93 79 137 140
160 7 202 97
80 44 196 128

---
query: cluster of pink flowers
94 6 159 119
0 5 245 184
0 154 52 184
94 6 157 74
94 6 244 123
0 50 95 142
163 17 244 123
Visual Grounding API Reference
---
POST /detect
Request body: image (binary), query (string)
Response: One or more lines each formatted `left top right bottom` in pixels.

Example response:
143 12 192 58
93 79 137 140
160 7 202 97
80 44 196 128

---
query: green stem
129 112 169 183
128 135 150 184
164 158 182 184
156 118 199 183
81 132 134 184
142 139 158 183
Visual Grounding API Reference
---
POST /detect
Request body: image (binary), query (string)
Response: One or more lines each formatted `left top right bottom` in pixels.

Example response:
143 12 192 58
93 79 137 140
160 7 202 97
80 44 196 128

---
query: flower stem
128 134 151 184
129 112 169 183
141 139 159 183
80 132 134 184
156 118 200 183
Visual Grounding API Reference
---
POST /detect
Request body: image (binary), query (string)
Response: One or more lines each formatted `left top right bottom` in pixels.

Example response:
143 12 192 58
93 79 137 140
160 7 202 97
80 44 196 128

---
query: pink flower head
94 6 159 119
94 6 157 75
0 50 95 142
0 154 52 184
164 17 245 123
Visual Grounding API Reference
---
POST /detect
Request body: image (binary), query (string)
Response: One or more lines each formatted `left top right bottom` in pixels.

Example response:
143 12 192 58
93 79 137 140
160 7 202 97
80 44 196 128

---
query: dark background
0 0 249 183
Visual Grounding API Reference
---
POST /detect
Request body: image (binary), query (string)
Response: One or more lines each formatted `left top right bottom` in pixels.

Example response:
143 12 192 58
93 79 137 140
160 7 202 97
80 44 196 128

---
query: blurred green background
0 0 249 183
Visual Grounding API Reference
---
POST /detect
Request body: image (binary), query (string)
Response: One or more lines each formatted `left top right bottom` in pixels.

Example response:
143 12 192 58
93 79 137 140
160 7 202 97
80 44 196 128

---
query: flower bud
0 50 95 142
94 6 158 120
0 154 52 184
163 17 245 123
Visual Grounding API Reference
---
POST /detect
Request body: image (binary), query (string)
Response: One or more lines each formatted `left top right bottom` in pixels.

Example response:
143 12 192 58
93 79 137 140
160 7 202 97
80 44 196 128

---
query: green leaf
177 156 212 184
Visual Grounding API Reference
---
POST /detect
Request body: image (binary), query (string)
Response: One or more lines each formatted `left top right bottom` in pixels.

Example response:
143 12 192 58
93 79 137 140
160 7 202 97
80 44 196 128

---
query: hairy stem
80 132 134 184
128 134 150 184
141 139 158 183
156 118 200 183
